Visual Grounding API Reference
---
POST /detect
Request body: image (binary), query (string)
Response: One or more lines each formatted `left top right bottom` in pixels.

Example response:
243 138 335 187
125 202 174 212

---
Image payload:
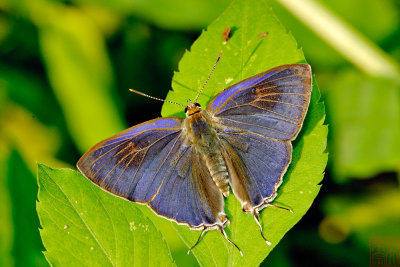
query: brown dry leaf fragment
222 28 232 41
258 32 268 38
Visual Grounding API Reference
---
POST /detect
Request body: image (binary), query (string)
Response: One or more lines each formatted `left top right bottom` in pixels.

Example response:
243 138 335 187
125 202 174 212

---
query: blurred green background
0 0 399 266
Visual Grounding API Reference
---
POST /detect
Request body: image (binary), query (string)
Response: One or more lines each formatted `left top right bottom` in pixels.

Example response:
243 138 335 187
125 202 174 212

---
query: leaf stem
277 0 400 79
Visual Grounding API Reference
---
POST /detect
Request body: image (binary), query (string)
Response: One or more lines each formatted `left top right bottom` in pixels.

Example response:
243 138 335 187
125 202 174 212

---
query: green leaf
37 164 175 266
325 70 400 181
162 0 327 265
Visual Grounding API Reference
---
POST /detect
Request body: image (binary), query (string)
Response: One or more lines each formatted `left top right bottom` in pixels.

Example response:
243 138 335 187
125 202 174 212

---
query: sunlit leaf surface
37 165 175 266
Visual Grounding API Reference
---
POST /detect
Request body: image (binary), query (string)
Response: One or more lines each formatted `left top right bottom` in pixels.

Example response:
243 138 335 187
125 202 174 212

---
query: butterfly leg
266 203 293 213
253 209 272 245
218 225 243 256
187 226 208 255
253 203 293 245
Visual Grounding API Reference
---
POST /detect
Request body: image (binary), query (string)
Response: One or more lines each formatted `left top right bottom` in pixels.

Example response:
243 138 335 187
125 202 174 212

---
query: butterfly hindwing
77 117 225 228
150 148 225 228
220 130 292 210
207 64 312 141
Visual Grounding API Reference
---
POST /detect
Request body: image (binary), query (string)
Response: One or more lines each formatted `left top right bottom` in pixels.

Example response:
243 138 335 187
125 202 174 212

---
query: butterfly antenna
253 210 271 245
187 227 207 255
218 226 243 256
195 50 223 102
129 89 185 107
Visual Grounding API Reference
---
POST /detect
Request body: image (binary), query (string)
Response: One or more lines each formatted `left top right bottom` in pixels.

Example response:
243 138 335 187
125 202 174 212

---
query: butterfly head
185 102 202 117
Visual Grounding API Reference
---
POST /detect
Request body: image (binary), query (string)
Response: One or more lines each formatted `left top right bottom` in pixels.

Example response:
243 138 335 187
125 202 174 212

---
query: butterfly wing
149 147 225 228
219 131 291 211
207 64 311 141
77 117 226 229
206 64 312 212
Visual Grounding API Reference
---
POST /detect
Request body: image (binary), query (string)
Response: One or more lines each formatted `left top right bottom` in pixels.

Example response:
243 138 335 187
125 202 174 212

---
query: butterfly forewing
77 117 226 229
207 64 312 141
78 118 183 199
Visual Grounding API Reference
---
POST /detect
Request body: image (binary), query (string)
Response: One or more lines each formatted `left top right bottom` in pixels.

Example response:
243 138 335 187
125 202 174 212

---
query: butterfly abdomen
186 109 230 196
204 151 229 197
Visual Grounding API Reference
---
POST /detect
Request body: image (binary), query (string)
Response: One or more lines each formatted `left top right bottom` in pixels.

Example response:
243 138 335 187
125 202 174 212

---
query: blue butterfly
77 59 312 255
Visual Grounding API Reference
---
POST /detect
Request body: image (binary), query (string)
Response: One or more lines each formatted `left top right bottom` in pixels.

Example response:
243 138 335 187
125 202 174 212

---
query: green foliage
321 189 400 247
37 165 175 266
0 156 13 267
322 0 399 42
325 70 400 180
0 68 59 126
69 0 231 30
268 0 400 69
38 5 126 152
2 0 399 265
4 151 47 266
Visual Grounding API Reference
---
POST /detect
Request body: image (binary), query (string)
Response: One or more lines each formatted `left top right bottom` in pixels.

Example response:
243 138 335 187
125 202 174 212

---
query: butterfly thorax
185 103 230 197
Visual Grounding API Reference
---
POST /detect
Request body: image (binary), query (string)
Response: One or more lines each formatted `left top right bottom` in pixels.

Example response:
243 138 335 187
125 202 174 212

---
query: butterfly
77 53 312 255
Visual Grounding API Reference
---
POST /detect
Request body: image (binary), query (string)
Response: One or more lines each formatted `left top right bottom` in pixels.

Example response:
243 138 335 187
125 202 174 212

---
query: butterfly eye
184 106 188 113
194 103 201 107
